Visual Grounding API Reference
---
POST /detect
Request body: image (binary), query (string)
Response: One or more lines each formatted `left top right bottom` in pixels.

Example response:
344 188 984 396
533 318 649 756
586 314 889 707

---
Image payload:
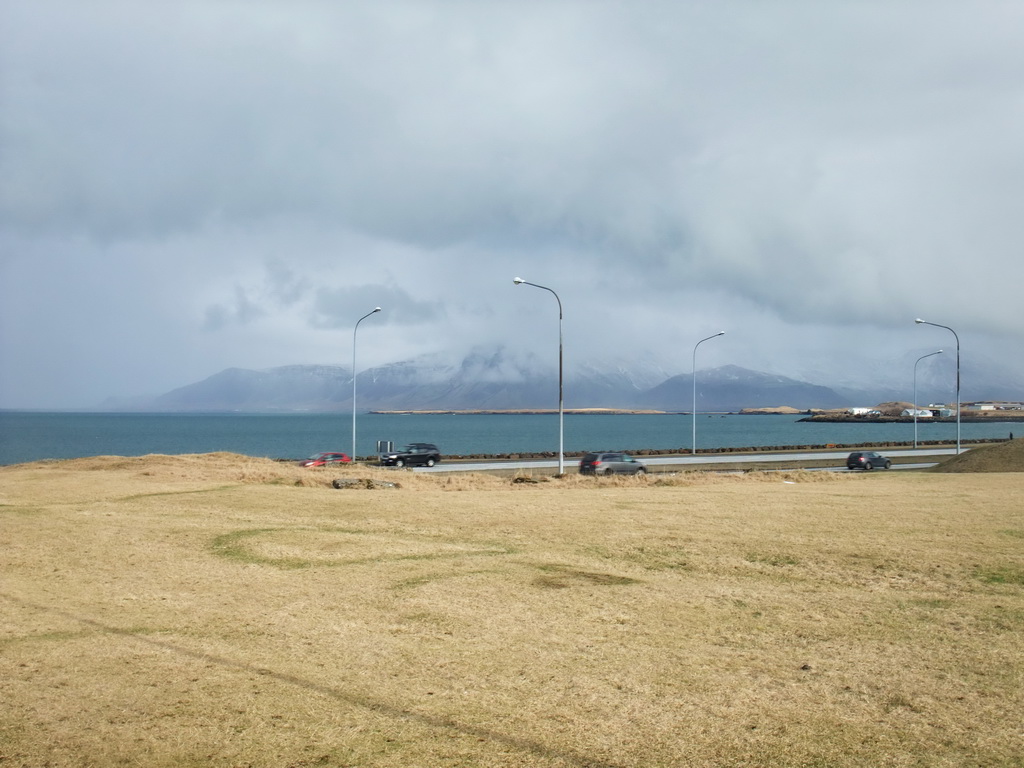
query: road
412 447 959 474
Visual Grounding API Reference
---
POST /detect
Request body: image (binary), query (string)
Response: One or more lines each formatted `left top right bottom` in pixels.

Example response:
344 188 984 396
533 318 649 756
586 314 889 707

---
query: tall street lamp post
352 307 382 463
915 319 960 454
913 349 943 449
692 331 725 455
513 277 564 474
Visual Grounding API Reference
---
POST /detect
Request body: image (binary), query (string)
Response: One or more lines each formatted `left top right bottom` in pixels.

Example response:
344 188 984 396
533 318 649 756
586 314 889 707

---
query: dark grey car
381 443 441 467
846 450 891 470
579 452 647 475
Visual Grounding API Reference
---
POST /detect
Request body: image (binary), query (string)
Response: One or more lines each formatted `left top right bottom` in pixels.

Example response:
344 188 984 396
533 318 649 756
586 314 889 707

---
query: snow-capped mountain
116 345 1020 413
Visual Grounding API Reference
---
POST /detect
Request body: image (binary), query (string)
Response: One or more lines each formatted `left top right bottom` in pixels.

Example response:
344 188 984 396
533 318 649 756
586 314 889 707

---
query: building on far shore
902 408 934 418
847 407 878 416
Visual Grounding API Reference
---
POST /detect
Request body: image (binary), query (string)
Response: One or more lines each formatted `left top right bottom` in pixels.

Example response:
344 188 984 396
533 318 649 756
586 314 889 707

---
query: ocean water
0 411 1018 466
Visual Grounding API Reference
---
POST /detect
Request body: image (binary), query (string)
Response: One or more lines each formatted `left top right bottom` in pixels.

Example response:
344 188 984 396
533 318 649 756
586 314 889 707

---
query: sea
0 411 1019 466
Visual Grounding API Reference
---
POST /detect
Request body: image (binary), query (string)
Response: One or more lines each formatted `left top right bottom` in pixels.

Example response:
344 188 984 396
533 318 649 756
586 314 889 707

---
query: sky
2 0 1023 409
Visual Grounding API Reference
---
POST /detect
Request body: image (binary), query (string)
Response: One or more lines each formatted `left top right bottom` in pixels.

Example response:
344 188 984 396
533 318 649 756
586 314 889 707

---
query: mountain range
102 348 912 413
101 346 1021 414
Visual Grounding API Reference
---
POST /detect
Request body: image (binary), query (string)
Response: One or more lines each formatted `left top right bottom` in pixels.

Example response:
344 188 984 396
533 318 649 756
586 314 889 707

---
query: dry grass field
2 449 1023 767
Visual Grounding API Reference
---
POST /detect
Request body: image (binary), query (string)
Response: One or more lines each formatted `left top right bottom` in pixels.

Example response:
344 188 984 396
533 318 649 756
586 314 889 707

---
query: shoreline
799 414 1024 424
371 407 1024 424
371 408 680 415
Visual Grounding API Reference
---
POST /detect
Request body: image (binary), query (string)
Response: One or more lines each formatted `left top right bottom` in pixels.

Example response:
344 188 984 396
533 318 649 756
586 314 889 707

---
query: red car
299 452 352 467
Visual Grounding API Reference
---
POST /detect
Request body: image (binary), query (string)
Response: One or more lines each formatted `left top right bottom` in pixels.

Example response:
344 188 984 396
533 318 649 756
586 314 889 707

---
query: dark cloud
311 285 446 329
2 1 1023 407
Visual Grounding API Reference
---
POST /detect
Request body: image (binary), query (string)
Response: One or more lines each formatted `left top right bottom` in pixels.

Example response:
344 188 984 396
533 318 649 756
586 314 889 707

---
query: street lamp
913 349 943 449
513 277 564 474
352 307 382 463
692 331 725 454
915 318 960 453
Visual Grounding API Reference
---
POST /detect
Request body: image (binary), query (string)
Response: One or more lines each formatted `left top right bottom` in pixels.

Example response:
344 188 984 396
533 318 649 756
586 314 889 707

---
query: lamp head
513 277 524 285
717 331 726 336
372 307 381 313
915 318 925 324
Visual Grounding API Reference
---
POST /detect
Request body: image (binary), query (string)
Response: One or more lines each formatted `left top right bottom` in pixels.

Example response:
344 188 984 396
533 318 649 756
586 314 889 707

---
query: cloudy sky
2 0 1023 408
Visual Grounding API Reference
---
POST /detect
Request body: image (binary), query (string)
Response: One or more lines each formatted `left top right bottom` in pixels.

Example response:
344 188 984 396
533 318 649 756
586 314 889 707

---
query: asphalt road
411 447 959 474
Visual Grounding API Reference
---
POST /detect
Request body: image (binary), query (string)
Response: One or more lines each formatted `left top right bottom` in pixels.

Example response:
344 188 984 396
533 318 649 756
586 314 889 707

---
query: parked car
299 452 352 467
846 451 892 470
381 443 442 467
579 452 647 475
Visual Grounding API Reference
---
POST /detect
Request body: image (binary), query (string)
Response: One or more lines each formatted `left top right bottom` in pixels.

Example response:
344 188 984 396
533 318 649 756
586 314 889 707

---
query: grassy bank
2 454 1023 766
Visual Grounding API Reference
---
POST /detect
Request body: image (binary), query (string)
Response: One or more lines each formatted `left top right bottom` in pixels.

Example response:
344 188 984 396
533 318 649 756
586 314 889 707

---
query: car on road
300 452 352 467
381 443 442 467
579 452 647 476
846 450 892 470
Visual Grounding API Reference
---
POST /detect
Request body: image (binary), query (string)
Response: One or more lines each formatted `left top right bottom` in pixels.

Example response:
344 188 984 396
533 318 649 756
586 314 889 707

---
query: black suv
381 443 441 467
846 451 892 470
579 452 647 475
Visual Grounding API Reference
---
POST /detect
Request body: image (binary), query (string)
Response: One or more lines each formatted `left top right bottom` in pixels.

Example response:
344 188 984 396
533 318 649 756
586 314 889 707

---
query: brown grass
1 454 1022 767
932 436 1024 473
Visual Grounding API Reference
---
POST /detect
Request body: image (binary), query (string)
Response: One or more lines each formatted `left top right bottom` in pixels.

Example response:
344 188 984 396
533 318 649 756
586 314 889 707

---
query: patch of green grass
532 563 641 589
121 485 238 501
0 505 43 516
0 630 94 647
209 527 516 569
391 569 499 590
210 527 293 566
1 626 163 648
975 566 1024 586
583 543 691 571
907 598 952 609
746 552 800 567
883 693 923 714
980 604 1024 632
